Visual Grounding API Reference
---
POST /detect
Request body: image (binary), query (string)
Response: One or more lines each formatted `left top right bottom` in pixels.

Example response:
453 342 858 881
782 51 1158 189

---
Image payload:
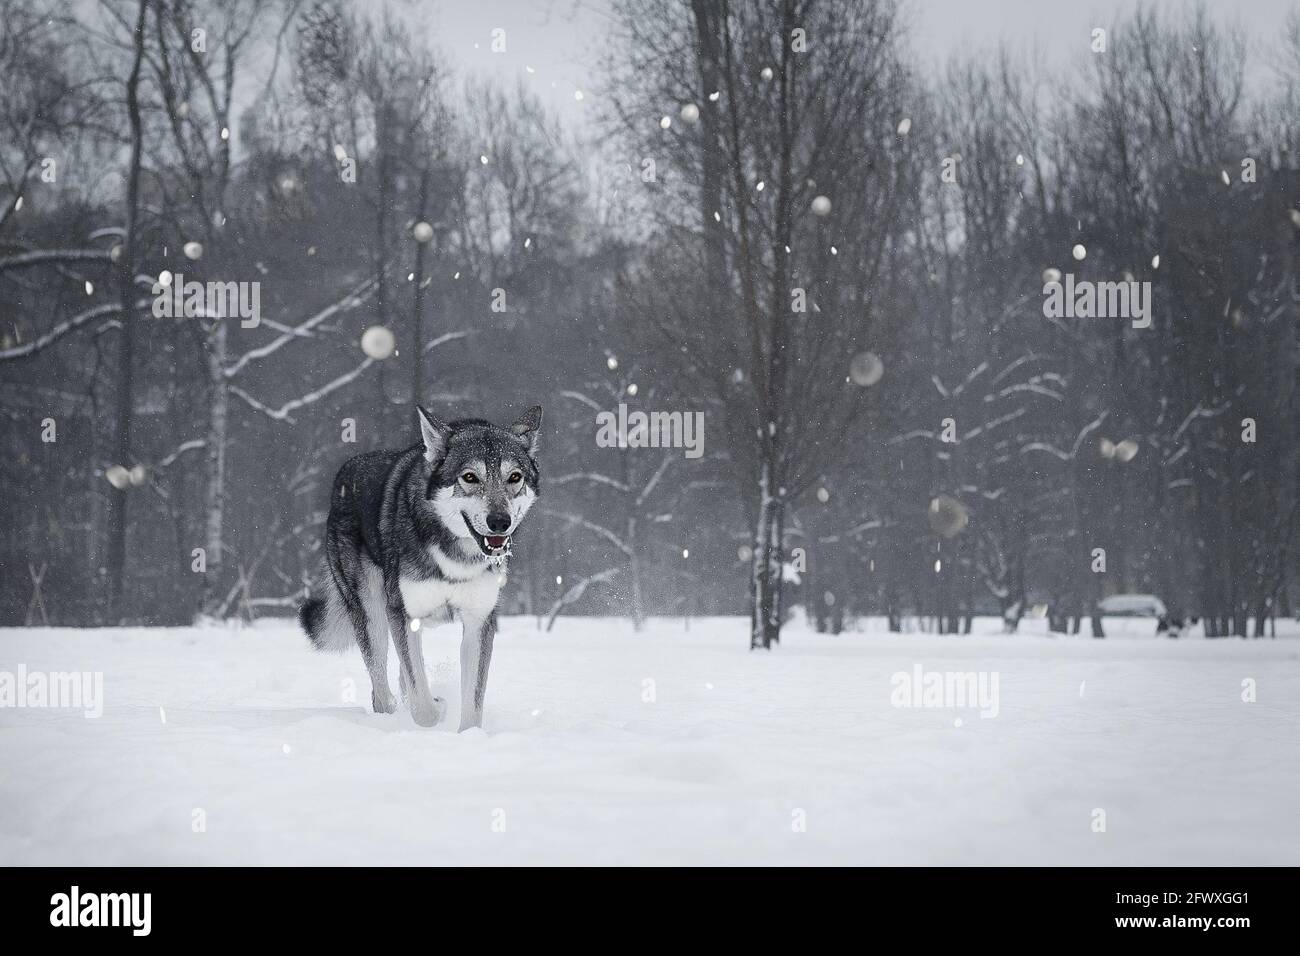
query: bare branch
223 277 376 378
0 303 120 360
551 472 631 493
229 357 376 424
545 568 621 631
0 248 112 273
542 508 633 558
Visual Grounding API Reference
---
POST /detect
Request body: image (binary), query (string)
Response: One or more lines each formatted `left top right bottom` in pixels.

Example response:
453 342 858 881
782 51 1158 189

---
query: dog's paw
372 689 398 714
410 696 445 727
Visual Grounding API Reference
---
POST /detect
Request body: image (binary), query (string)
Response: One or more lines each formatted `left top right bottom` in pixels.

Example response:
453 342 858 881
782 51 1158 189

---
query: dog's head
418 405 542 558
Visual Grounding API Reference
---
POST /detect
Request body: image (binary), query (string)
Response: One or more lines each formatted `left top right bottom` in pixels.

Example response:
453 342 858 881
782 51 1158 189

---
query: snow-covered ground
2 615 1297 865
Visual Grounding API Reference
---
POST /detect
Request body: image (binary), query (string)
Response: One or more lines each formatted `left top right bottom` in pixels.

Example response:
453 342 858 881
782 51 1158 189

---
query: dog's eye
507 471 523 484
460 472 479 484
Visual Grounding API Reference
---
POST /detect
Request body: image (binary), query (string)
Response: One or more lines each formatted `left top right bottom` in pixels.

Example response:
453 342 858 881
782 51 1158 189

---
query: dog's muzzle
463 514 511 556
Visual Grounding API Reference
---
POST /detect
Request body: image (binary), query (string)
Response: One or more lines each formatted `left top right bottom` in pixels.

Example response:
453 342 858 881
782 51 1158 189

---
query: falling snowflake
361 326 396 360
928 496 969 537
849 351 884 386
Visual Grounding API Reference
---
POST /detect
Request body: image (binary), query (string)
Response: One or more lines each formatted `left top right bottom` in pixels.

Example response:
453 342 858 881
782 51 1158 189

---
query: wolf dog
299 405 541 729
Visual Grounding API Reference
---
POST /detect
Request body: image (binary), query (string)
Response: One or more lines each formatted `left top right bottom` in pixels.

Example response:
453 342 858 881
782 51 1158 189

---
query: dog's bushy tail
299 560 355 653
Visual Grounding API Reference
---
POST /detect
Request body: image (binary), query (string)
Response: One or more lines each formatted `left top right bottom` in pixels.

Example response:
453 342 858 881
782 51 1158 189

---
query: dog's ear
417 406 452 465
510 405 543 455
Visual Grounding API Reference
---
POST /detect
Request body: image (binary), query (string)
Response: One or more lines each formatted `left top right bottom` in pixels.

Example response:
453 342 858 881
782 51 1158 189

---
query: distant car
1095 594 1174 637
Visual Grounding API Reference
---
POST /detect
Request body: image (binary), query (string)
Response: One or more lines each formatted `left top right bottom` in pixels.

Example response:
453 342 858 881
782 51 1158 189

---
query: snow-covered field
2 615 1297 865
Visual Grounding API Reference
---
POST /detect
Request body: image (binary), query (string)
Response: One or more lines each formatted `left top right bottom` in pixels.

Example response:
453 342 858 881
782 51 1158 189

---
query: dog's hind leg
360 560 397 713
327 529 396 714
383 576 445 727
457 610 497 732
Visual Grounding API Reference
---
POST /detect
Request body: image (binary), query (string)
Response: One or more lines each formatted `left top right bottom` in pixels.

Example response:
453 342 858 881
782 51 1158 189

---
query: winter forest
2 0 1299 645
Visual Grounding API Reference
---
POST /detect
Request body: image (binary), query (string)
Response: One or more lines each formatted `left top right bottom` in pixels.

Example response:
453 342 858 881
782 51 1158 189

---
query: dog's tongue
486 535 508 550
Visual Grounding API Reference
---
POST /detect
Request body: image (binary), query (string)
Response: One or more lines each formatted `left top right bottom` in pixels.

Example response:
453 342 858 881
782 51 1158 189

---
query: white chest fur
399 569 502 621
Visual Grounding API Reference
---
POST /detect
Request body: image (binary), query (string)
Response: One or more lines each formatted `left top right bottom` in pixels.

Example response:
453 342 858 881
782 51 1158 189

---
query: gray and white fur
299 405 542 730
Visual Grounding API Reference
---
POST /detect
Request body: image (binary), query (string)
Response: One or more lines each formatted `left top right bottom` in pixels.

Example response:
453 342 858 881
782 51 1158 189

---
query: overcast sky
411 0 1298 125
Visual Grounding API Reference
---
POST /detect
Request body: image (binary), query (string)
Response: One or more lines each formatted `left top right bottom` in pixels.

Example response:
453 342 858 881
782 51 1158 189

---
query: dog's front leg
383 578 445 727
458 610 497 732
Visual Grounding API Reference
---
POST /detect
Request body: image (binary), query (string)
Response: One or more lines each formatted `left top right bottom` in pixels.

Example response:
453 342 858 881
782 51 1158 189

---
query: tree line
2 0 1297 644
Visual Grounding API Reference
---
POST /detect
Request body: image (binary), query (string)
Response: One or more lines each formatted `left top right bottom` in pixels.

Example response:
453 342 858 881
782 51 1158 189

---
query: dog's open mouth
464 515 511 556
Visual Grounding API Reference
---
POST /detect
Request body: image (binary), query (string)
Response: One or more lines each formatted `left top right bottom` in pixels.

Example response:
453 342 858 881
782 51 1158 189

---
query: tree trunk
373 112 393 445
201 323 229 617
628 515 644 631
410 168 430 407
750 464 775 650
1090 611 1105 638
690 0 726 287
106 0 148 624
767 498 785 643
